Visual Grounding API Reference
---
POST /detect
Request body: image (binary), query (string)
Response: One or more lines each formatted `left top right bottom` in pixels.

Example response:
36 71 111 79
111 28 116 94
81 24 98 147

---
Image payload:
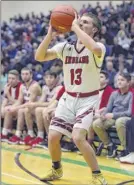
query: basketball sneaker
89 173 107 185
8 135 22 144
1 134 9 142
120 152 134 164
20 135 35 145
40 166 63 181
29 137 44 147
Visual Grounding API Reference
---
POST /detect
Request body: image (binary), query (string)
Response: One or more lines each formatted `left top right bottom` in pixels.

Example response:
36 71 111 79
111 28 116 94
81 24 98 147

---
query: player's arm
4 84 17 104
47 85 64 109
1 98 8 110
12 83 41 110
25 86 50 108
35 26 57 62
32 86 62 107
28 83 41 102
12 86 24 107
71 12 103 57
7 86 24 112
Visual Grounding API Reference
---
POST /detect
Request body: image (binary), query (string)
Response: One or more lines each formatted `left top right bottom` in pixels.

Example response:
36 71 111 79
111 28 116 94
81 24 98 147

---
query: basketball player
1 70 22 141
7 67 41 144
35 12 107 184
21 71 61 145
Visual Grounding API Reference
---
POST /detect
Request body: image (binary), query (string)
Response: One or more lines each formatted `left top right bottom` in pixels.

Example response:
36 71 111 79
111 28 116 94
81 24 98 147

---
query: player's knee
42 108 47 115
24 108 30 115
5 110 13 116
72 129 85 146
92 118 101 130
18 108 25 116
48 130 61 145
35 107 43 115
115 118 123 130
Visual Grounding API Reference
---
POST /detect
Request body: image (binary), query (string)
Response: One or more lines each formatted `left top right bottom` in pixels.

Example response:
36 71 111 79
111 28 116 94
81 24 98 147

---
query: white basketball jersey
53 42 106 93
42 85 61 102
22 80 36 102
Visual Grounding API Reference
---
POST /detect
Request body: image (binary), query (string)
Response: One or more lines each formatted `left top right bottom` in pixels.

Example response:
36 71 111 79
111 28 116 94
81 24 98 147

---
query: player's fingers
74 11 78 19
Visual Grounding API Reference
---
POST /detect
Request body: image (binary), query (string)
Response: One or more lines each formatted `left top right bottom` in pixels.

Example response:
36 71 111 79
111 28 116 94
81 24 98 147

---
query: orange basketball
50 5 76 33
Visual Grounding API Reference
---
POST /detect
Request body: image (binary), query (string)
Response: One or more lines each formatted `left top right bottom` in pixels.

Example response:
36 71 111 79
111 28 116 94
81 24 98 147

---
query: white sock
37 131 44 138
16 130 22 137
2 128 8 135
28 130 34 137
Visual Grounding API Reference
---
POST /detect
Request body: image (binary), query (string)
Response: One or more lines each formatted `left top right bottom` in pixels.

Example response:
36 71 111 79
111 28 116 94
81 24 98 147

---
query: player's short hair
8 70 19 77
119 72 131 82
82 12 102 36
100 70 109 79
44 70 58 78
21 67 32 74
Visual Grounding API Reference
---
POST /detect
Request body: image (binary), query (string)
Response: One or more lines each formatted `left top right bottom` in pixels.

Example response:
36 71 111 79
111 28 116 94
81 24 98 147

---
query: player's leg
115 117 131 159
30 107 45 147
40 93 75 181
34 108 55 149
1 108 16 142
8 108 26 144
93 118 116 157
23 108 36 144
43 108 55 134
73 113 100 171
74 96 107 185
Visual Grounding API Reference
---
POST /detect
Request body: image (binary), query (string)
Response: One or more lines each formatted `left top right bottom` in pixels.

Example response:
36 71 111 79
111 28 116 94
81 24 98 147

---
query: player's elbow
35 52 45 62
92 47 102 58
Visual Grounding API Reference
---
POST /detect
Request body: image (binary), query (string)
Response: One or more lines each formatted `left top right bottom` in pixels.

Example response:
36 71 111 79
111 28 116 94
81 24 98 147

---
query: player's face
21 70 32 83
100 73 107 86
79 16 95 36
117 75 129 89
8 74 18 87
44 75 56 87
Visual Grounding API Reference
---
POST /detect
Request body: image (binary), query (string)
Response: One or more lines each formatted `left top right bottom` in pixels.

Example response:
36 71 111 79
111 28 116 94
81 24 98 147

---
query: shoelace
89 175 105 185
47 168 58 179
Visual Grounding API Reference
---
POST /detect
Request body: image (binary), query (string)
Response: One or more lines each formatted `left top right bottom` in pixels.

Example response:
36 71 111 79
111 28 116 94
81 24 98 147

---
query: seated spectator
130 73 134 88
33 64 44 84
93 72 133 158
120 116 134 164
96 71 113 112
21 71 62 146
117 31 131 52
6 68 41 144
1 70 22 141
1 64 8 94
111 37 124 58
105 57 116 87
88 71 113 143
100 26 113 45
114 54 131 73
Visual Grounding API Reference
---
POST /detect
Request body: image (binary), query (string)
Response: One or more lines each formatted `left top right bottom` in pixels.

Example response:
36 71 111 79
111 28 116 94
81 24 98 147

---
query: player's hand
100 114 106 121
4 83 11 96
71 11 80 31
104 113 114 120
47 25 59 39
23 102 35 109
7 106 18 113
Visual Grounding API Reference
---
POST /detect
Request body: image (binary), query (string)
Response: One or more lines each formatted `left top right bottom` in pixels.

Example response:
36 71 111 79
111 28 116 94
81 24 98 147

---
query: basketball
50 5 75 33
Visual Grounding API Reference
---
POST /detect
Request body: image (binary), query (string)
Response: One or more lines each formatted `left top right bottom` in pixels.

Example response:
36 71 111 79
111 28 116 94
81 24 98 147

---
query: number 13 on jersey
70 68 82 85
